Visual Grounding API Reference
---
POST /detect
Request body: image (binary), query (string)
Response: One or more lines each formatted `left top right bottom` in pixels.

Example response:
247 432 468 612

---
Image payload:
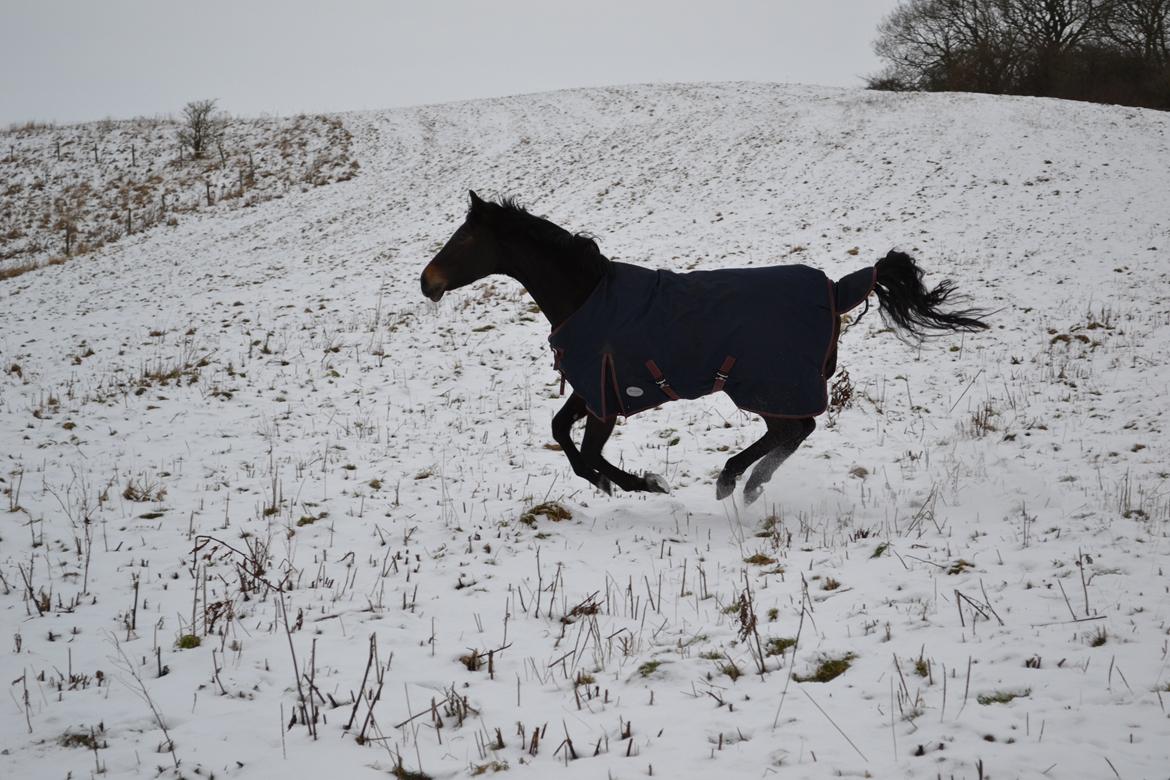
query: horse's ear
469 190 484 208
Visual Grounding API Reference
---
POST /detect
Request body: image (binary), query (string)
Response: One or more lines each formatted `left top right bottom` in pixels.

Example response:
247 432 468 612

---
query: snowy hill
0 113 357 277
2 83 1169 779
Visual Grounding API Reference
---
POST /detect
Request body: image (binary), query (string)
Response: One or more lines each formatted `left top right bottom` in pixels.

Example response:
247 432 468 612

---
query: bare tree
1102 0 1170 62
177 99 222 160
872 0 1017 91
1002 0 1113 53
1002 0 1114 89
870 0 1170 107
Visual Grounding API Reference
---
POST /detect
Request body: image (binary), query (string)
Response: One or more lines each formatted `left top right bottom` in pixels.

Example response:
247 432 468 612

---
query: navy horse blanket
548 262 876 420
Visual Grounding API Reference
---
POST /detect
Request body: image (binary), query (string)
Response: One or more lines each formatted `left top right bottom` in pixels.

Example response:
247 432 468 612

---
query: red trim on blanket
604 353 626 418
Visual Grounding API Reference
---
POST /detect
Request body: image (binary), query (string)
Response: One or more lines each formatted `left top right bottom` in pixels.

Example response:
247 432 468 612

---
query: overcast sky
1 1 901 126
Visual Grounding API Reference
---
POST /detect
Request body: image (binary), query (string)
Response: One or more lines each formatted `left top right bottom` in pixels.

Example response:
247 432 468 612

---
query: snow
2 82 1169 779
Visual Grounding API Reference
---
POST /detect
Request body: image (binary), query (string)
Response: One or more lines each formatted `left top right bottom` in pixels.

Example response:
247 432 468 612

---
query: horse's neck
502 248 603 330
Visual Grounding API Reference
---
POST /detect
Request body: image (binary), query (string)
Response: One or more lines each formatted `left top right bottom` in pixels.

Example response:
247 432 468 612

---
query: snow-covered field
2 83 1169 779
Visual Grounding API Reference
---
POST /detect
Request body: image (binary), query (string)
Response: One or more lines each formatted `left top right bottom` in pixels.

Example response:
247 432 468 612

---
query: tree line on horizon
869 0 1170 110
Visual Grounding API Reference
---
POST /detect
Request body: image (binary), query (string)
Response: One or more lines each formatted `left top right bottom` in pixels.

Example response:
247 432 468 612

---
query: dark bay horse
421 192 987 503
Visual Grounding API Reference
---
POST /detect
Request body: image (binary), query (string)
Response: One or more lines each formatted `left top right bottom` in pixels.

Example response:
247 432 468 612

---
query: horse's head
420 190 502 302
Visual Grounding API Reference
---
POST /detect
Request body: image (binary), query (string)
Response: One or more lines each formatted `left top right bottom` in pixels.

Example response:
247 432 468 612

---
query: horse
421 191 987 503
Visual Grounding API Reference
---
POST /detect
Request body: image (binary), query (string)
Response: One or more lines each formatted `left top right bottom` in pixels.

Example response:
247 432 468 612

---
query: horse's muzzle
420 269 446 302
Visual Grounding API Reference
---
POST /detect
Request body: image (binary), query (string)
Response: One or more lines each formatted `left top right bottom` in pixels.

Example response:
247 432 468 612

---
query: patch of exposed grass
765 637 797 657
914 657 929 677
822 577 841 591
753 514 782 538
871 542 889 558
977 688 1031 705
720 661 743 681
471 761 508 776
0 259 41 281
391 761 433 780
123 476 166 503
297 512 328 527
59 730 101 749
947 559 974 575
176 634 201 649
637 660 664 677
1088 626 1108 647
743 552 777 566
793 653 856 683
520 501 572 526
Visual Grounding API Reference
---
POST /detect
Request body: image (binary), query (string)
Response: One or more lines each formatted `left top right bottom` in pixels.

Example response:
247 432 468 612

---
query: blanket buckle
712 355 737 393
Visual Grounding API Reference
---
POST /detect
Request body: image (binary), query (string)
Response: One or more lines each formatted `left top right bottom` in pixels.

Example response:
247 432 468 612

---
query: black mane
472 196 610 276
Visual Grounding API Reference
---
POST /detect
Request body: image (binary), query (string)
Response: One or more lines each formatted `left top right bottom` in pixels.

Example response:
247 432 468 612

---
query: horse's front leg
551 394 611 493
582 415 669 493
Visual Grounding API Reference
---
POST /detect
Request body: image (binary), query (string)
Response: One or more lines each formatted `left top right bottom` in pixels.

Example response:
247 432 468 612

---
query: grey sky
1 1 900 126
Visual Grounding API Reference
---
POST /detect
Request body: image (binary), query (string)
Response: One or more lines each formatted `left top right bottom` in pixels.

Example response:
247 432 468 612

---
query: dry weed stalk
109 634 179 769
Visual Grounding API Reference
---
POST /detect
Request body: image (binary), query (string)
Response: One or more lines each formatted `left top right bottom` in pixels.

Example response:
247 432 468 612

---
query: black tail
872 251 988 338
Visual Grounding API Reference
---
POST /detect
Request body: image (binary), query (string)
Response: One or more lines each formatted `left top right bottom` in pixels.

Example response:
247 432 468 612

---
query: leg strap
644 360 681 401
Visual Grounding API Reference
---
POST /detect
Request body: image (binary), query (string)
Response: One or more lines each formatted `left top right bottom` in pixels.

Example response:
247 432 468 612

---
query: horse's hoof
715 473 736 500
643 473 670 493
597 475 614 495
743 483 764 505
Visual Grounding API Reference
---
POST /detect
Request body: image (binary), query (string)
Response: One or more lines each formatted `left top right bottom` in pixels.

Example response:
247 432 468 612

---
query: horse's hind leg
716 420 782 499
743 417 816 505
582 415 669 493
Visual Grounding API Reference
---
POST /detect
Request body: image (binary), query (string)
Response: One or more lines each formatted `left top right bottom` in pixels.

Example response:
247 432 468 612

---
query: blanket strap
644 359 681 401
711 355 737 393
